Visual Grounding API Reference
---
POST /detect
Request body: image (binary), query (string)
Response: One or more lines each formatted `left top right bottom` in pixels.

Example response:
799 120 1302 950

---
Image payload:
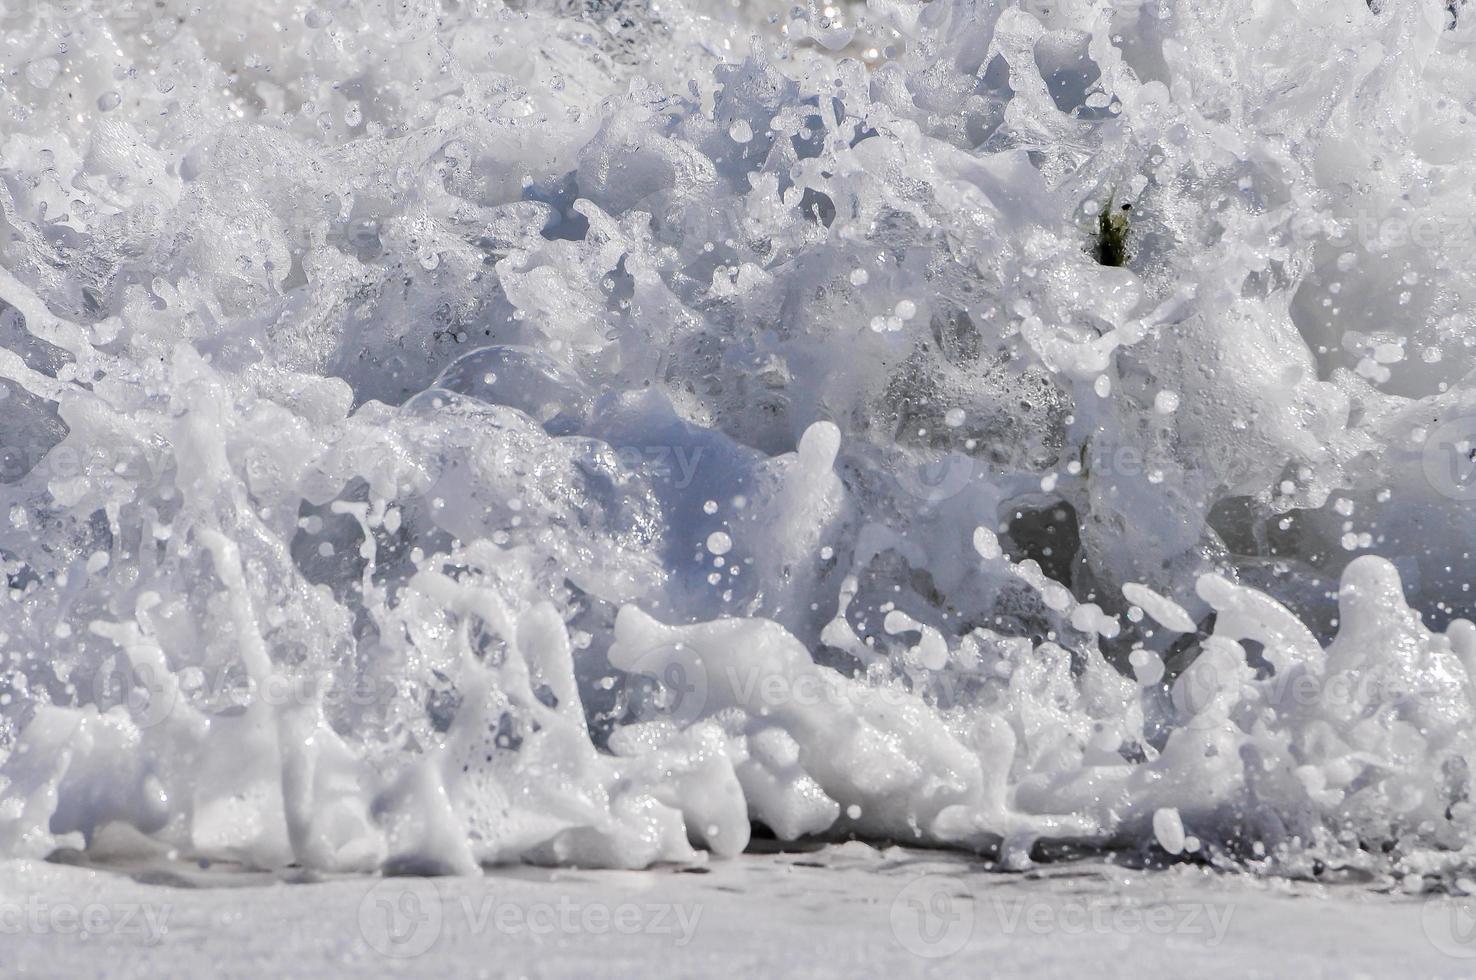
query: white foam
0 0 1472 883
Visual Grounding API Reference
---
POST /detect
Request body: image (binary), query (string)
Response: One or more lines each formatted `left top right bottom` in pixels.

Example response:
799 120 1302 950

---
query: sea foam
1 0 1475 883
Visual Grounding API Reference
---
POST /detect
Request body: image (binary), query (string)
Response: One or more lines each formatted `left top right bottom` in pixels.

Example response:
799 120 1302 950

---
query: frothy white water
2 0 1476 883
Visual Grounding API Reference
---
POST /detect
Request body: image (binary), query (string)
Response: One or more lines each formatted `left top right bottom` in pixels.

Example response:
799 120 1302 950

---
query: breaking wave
2 0 1476 884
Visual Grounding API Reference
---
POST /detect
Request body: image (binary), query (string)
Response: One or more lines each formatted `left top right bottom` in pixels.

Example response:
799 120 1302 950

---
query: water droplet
25 58 60 90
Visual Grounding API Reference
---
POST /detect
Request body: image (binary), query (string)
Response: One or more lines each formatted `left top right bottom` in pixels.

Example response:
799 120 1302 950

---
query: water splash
0 0 1474 884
